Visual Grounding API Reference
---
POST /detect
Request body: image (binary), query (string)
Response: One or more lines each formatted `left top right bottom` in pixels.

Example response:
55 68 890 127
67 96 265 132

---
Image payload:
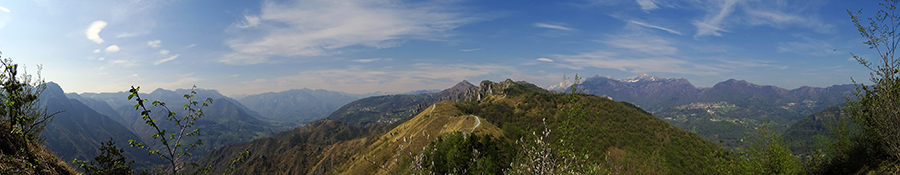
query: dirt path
471 115 481 132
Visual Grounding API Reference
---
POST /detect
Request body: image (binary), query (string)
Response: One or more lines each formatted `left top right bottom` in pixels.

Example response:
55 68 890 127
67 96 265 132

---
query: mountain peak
447 80 476 91
620 74 661 82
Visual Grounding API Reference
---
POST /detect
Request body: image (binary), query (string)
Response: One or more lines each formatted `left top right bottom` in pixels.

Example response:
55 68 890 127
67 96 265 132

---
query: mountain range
66 87 275 162
197 79 737 174
236 88 359 130
40 82 160 169
29 74 859 173
552 74 854 150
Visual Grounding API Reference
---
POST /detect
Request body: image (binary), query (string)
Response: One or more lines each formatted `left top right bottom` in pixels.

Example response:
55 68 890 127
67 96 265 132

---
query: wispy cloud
600 33 677 55
147 40 161 49
537 58 554 62
222 0 478 65
777 35 841 56
551 51 718 75
743 7 834 33
636 0 658 11
460 48 482 52
230 63 515 94
115 31 149 38
85 21 108 44
159 49 169 55
534 23 574 31
629 20 681 35
234 14 259 28
154 54 179 65
353 58 391 63
692 0 738 38
0 6 10 13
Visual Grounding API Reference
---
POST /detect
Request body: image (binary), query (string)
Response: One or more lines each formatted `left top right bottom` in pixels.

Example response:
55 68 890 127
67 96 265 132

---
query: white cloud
636 0 658 11
93 49 100 53
353 58 391 63
85 21 108 44
537 58 554 62
147 40 161 49
222 0 478 64
186 44 196 49
460 48 482 52
154 54 178 65
159 49 169 55
104 45 120 53
534 23 574 31
98 57 105 61
629 20 681 35
0 5 10 13
692 0 738 38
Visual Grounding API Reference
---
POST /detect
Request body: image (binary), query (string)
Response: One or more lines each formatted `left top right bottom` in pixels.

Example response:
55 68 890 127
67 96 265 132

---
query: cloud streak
85 21 108 44
629 20 681 35
0 6 9 13
534 23 574 31
222 0 478 64
154 54 179 65
353 58 391 63
692 0 738 38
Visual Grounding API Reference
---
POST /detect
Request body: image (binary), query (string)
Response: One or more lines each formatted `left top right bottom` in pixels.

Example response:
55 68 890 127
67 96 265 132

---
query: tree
0 51 72 175
0 52 59 145
741 123 802 174
127 85 212 174
74 138 146 175
846 0 900 161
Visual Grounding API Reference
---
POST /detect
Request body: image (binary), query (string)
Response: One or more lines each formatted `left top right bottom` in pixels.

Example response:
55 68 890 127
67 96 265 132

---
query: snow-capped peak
547 79 570 91
620 74 661 82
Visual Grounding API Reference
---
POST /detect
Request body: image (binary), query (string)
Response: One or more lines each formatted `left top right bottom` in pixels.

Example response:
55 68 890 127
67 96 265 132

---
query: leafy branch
127 85 212 174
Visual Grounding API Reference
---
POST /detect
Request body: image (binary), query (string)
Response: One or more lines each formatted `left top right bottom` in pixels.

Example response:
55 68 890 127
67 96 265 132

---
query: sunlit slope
336 101 503 175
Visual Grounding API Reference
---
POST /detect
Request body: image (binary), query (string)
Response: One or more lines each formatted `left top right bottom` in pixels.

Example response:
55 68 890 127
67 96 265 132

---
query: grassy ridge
456 84 738 174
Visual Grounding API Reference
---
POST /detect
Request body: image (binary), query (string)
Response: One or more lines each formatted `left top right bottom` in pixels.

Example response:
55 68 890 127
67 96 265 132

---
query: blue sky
0 0 881 96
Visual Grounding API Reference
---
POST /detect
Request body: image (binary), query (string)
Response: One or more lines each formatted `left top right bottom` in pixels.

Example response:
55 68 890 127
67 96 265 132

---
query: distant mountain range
67 87 275 161
236 88 360 130
553 74 853 113
551 74 855 150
